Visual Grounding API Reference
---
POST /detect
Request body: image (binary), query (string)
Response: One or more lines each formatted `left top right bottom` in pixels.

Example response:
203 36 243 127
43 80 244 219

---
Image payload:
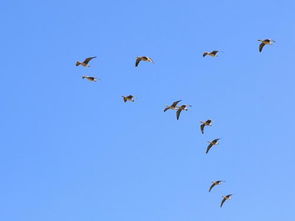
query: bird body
176 104 191 120
209 180 223 192
164 100 182 112
135 56 154 67
200 119 212 134
122 95 135 103
258 39 275 52
82 76 97 82
220 194 232 208
76 56 96 67
203 50 219 57
206 138 220 154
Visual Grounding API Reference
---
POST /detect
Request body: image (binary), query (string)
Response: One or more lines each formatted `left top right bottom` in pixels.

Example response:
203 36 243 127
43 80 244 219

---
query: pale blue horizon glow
1 1 295 221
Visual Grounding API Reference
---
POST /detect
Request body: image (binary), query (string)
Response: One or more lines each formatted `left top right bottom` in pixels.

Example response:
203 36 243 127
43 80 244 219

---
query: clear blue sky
1 0 295 220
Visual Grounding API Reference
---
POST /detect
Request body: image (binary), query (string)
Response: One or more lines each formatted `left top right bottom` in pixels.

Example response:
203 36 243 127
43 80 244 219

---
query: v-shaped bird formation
75 39 275 208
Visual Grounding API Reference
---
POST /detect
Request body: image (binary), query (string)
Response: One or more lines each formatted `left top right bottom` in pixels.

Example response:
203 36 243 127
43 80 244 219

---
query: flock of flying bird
75 38 275 208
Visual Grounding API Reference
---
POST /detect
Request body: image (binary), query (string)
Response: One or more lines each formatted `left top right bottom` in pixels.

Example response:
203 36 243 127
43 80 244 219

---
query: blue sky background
1 0 295 220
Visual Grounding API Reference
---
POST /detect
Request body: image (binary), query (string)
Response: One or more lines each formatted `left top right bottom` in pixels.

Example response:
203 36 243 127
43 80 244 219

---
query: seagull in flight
76 56 96 67
200 119 212 134
206 138 220 154
220 194 232 208
258 39 275 52
135 56 154 67
164 100 182 112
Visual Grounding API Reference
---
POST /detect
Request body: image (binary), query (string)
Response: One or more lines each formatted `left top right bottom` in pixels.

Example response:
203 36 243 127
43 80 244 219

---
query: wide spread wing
220 198 226 208
259 43 265 52
212 50 219 56
135 57 141 67
200 123 205 134
171 100 182 107
164 107 170 112
206 143 213 154
83 56 96 64
176 109 182 120
209 183 216 192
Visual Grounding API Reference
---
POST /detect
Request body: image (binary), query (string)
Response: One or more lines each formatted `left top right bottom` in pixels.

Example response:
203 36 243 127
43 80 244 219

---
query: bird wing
135 57 141 67
176 109 182 120
206 143 213 154
212 50 218 55
164 107 170 112
83 56 96 64
209 183 216 192
259 43 265 52
200 123 205 134
171 100 182 107
220 198 226 208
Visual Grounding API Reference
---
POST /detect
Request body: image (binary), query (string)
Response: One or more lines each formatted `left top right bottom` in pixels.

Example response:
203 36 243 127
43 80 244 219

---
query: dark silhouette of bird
122 95 135 103
76 56 96 67
258 39 275 52
176 104 191 120
209 180 224 192
203 50 219 57
206 138 220 154
82 76 98 82
164 100 182 112
200 120 212 134
220 194 232 208
135 56 154 67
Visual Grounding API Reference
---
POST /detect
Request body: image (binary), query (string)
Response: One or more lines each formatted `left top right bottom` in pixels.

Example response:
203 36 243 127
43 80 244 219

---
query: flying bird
209 180 224 192
220 194 232 208
82 76 98 82
258 39 275 52
122 95 135 103
164 100 182 112
76 56 96 67
200 120 212 134
206 138 220 154
203 50 219 57
135 56 154 67
176 104 191 120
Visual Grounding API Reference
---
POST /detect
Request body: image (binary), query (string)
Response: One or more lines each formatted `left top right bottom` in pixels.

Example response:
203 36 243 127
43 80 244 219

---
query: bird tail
76 61 81 66
82 76 86 79
122 96 127 102
203 52 208 57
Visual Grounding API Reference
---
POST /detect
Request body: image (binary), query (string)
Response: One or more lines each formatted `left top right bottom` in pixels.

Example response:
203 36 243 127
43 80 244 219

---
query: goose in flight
206 138 220 154
203 50 219 57
135 56 154 67
164 100 182 112
122 95 135 103
220 194 232 208
76 56 96 67
209 180 224 192
200 120 212 134
82 76 98 82
176 104 191 120
258 39 275 52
